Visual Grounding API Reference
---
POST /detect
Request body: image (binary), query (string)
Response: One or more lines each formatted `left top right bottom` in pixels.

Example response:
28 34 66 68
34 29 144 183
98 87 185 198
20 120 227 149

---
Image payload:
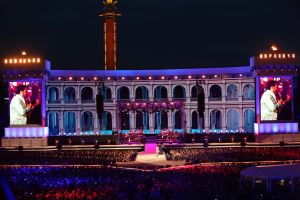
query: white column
130 111 135 131
149 112 154 134
205 108 209 133
112 109 117 132
94 111 99 134
60 85 64 103
238 107 243 132
222 109 226 133
186 108 191 133
76 85 80 104
76 111 81 134
168 111 173 132
59 111 64 134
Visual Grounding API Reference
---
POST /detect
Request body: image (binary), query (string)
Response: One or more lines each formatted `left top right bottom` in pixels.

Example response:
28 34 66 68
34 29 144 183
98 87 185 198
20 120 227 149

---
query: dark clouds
0 0 299 69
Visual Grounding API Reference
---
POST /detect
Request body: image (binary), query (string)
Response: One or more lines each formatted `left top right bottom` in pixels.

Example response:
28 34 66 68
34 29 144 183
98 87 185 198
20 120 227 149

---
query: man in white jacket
10 85 31 125
260 80 282 120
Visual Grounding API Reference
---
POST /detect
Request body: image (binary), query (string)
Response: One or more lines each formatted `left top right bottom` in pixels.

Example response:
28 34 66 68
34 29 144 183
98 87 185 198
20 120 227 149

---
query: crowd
166 147 300 163
157 131 183 144
0 149 139 165
1 164 299 200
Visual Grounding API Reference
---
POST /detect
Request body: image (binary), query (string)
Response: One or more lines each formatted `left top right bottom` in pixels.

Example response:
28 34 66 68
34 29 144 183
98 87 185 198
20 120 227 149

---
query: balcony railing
226 97 238 101
64 100 77 104
48 99 61 104
242 97 255 101
81 99 95 104
209 97 222 101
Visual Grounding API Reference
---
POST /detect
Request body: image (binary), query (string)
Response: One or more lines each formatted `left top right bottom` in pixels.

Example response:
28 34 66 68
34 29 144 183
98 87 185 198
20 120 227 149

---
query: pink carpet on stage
143 143 157 154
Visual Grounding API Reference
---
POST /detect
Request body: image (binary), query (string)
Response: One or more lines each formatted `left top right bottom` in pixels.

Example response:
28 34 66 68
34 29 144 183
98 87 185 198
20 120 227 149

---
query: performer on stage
10 85 32 125
260 80 283 120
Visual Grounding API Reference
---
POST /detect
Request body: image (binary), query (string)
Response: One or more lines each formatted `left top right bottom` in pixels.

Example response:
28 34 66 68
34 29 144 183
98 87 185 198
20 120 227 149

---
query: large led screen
260 77 293 121
9 81 42 125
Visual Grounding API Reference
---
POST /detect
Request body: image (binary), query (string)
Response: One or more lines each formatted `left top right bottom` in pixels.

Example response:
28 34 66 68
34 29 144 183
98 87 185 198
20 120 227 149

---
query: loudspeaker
197 90 205 114
240 141 246 147
56 143 62 150
96 94 104 115
203 141 209 147
279 141 285 146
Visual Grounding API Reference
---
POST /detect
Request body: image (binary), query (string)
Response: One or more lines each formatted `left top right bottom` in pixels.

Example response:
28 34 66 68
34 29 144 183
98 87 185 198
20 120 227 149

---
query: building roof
49 66 251 77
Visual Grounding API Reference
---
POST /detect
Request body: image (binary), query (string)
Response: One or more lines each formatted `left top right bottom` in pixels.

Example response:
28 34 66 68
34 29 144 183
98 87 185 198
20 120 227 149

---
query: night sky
0 0 299 70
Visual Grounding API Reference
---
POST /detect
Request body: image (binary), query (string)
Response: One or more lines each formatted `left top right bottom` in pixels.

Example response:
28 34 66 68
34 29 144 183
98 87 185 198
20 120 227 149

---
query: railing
104 99 113 103
242 97 255 101
81 99 95 104
64 100 77 104
209 97 222 101
172 97 186 101
226 97 238 101
48 99 61 104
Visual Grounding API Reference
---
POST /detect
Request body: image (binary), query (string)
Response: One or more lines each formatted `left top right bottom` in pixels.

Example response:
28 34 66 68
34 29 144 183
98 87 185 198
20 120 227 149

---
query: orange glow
274 54 277 58
69 77 73 80
9 59 12 63
4 59 8 64
188 75 192 79
259 54 263 59
58 77 61 80
148 76 152 80
23 59 26 63
264 54 267 58
136 77 140 80
94 77 98 80
81 77 84 80
13 59 17 64
21 51 27 56
32 58 36 63
37 58 40 63
292 54 295 58
28 58 31 63
161 76 165 80
271 45 278 51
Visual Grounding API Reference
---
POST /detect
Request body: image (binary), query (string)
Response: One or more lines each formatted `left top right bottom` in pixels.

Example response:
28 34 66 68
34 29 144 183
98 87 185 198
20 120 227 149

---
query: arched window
174 110 182 130
64 87 76 103
81 87 93 102
120 111 130 131
154 110 168 130
192 111 198 129
81 111 94 132
191 85 204 100
64 112 76 134
48 87 59 103
226 84 238 100
117 86 130 100
136 111 149 130
98 86 112 100
135 86 149 100
173 86 186 99
209 85 222 101
47 112 59 135
244 109 255 133
227 109 239 132
243 84 255 100
102 111 112 131
154 86 168 100
210 109 221 130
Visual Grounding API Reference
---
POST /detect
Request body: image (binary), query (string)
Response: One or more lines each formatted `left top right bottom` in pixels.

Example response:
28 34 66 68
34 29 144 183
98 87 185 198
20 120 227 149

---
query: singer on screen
260 80 283 120
10 85 32 125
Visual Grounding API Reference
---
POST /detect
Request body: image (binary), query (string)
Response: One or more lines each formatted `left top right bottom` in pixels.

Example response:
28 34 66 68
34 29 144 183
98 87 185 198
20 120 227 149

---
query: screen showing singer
9 81 42 125
260 77 293 121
